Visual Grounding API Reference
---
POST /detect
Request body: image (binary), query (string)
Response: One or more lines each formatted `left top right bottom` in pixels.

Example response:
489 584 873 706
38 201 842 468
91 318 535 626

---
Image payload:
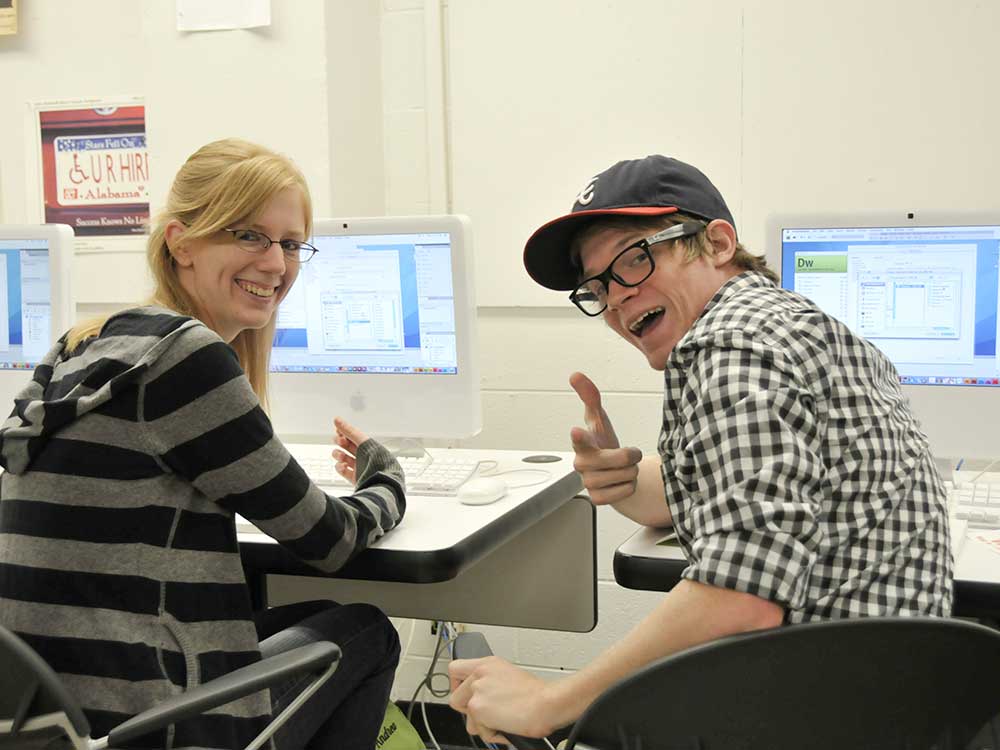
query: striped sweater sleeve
138 325 405 573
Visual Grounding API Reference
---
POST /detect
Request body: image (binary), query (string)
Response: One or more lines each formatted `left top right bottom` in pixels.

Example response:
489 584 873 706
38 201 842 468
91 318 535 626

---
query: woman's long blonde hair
66 138 313 408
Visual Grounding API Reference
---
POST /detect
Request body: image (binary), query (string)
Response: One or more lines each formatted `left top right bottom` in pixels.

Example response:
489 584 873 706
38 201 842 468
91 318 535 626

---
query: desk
613 524 1000 620
239 448 597 632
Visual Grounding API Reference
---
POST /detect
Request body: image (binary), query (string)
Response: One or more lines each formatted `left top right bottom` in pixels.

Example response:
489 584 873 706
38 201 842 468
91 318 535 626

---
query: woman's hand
332 417 370 484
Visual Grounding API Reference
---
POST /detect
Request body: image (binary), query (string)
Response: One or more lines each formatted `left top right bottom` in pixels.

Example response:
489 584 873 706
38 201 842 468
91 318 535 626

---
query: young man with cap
449 155 953 743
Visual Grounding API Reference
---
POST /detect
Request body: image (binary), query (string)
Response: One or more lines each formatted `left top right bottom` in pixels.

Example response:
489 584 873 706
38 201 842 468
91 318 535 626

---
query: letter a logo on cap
575 177 598 206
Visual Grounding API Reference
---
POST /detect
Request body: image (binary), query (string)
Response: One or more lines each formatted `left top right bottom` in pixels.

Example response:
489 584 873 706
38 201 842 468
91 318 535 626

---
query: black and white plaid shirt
658 272 953 621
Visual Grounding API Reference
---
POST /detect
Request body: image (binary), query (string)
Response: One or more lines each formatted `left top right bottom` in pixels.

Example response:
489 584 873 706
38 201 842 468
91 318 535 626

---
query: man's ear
705 220 737 267
164 220 194 267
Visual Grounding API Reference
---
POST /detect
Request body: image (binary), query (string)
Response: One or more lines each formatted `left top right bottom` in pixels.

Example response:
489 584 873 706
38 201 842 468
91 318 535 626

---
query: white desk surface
238 446 579 553
238 447 597 630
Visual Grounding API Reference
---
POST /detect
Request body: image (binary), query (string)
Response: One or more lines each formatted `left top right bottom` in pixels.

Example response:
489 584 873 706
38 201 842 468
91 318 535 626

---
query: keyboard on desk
295 453 480 496
946 481 1000 525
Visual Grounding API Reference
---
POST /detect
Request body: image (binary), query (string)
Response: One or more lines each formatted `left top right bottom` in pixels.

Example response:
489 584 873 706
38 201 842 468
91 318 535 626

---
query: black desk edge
613 546 989 620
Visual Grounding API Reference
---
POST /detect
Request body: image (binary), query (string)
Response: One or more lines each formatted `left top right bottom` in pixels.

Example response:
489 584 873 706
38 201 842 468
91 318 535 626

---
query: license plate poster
38 105 149 236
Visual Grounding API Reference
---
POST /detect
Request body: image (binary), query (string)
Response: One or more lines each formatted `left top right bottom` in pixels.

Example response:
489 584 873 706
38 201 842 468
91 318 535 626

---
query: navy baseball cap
523 155 736 291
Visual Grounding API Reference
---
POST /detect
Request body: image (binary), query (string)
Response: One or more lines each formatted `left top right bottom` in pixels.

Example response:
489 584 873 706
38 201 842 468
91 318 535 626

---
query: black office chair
0 624 341 750
564 617 1000 750
458 618 1000 750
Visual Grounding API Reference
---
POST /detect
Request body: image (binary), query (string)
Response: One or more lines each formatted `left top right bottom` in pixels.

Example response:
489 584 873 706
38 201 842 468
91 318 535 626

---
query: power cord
967 458 1000 486
405 624 441 712
421 698 441 750
390 451 555 491
406 621 457 750
393 448 502 488
478 467 553 489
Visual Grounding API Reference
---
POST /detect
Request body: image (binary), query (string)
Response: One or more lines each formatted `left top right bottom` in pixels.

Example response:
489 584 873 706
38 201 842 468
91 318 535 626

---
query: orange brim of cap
523 206 679 291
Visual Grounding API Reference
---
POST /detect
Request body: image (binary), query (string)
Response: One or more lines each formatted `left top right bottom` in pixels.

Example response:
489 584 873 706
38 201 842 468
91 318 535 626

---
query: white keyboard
946 481 1000 525
295 453 480 496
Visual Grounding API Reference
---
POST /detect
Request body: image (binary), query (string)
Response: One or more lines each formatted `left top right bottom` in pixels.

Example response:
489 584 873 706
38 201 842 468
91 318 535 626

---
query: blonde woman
0 139 405 750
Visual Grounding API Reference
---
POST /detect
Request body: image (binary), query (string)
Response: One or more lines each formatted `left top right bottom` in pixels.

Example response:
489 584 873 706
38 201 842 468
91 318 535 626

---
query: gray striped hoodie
0 306 405 749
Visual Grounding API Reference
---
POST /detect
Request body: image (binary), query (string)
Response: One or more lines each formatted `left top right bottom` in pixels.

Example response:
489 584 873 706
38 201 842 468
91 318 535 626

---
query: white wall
4 0 1000 714
449 0 743 306
326 0 386 216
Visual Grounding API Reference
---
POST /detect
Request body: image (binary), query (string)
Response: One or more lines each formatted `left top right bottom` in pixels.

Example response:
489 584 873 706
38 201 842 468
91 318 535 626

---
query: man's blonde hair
66 138 313 408
571 213 778 284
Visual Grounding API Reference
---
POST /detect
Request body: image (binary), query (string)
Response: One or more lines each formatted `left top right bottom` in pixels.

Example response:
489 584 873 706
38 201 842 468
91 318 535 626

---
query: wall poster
31 99 149 239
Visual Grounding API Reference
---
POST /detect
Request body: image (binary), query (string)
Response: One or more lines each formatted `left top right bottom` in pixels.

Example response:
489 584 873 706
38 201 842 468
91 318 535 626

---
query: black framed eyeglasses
569 221 705 316
223 228 319 264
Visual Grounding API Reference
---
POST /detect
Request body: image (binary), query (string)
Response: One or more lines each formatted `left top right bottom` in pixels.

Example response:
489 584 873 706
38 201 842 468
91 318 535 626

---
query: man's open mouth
628 307 665 337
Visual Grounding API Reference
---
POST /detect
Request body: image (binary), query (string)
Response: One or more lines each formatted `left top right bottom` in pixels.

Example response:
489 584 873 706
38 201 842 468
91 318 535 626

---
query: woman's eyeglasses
224 228 319 264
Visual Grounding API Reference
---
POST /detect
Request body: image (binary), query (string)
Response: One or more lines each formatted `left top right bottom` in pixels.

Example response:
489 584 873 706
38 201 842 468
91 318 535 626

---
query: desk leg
247 569 269 611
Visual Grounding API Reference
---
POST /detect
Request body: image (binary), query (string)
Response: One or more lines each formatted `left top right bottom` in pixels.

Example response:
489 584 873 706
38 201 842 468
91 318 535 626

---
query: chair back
566 617 1000 750
0 625 91 749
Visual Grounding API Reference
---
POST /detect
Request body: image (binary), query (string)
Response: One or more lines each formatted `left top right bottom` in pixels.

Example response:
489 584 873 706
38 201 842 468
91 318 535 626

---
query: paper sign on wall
0 0 17 35
176 0 270 31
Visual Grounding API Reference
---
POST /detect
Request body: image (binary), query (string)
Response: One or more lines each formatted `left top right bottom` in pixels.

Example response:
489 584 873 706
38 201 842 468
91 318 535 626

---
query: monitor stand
381 437 429 459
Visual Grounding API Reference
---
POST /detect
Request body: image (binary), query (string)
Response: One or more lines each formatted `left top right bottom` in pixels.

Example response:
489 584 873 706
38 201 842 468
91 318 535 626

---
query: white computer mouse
457 476 508 505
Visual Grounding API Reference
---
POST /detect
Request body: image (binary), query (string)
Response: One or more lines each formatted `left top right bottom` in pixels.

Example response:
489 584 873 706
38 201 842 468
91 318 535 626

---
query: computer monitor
268 215 481 442
0 224 74 417
770 212 1000 459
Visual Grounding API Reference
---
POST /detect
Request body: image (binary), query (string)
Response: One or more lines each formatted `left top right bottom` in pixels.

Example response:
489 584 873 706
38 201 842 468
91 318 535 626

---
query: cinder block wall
379 0 668 703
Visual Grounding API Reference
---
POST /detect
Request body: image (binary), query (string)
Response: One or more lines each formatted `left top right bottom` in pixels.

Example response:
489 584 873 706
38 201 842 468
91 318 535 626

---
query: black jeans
255 600 400 750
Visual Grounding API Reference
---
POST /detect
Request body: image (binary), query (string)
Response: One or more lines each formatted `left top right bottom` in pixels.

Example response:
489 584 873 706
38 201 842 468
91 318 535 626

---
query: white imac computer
770 212 1000 460
268 215 481 443
0 224 74 417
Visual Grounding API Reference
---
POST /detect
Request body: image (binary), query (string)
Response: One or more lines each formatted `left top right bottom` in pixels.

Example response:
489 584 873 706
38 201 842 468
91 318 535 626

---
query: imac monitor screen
0 224 74 417
772 213 1000 458
268 215 481 441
